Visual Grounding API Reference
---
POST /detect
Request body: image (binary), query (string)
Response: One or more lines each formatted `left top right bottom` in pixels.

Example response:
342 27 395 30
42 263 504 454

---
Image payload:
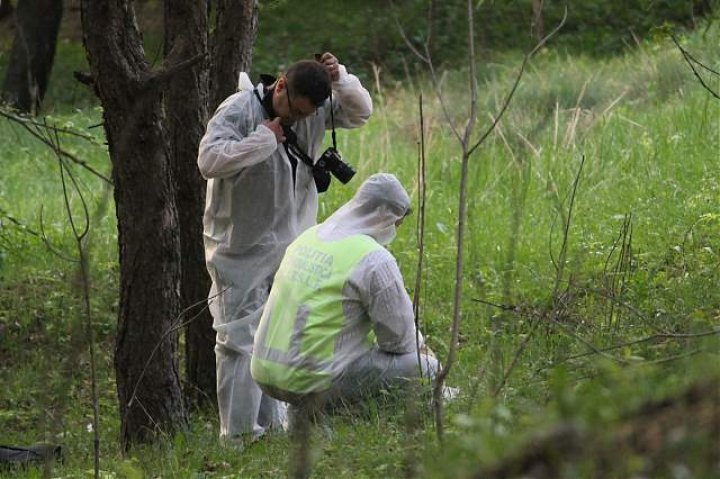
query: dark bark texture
1 0 62 113
532 0 544 42
80 0 186 447
163 0 215 408
209 0 258 112
0 1 14 21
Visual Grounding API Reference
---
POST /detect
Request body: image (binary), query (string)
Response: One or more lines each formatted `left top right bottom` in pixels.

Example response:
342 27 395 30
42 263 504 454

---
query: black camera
311 147 355 193
315 147 355 184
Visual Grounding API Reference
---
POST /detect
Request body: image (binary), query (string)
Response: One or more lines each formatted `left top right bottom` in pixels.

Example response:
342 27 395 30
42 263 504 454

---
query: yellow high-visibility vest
251 225 381 394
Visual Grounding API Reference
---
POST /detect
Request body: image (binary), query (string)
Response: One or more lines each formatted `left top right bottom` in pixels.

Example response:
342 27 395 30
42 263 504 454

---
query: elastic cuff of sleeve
256 123 276 139
333 64 351 85
254 124 281 150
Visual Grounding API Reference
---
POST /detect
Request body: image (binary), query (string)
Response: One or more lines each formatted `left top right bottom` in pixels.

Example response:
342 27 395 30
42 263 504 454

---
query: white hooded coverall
198 65 372 439
252 173 439 404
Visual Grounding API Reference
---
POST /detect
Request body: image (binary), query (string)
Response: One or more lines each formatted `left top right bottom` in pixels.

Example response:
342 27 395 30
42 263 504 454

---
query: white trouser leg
333 348 440 402
216 344 265 439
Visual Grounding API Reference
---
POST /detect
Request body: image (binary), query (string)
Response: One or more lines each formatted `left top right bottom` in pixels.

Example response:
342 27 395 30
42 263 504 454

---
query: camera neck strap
253 85 314 166
251 75 338 193
329 92 337 150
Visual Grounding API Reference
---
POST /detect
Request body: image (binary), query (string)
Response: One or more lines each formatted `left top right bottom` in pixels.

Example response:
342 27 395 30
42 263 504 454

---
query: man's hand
262 117 285 144
318 52 340 82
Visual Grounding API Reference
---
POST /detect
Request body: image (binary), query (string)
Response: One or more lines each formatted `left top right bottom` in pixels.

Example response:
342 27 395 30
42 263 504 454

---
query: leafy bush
252 0 717 82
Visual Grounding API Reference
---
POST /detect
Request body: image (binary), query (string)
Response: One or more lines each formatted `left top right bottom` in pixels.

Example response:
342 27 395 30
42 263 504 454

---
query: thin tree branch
671 33 720 77
391 0 465 144
493 152 585 397
392 3 429 63
127 288 228 409
637 348 703 365
73 70 94 87
425 49 464 144
671 33 720 100
429 3 567 442
413 93 428 378
493 315 542 398
47 127 100 479
0 107 99 142
467 6 568 157
472 297 517 311
1 110 112 184
38 205 80 263
463 0 478 149
406 97 428 474
0 207 40 236
547 327 720 368
545 314 626 364
552 155 585 296
143 52 207 91
433 0 477 442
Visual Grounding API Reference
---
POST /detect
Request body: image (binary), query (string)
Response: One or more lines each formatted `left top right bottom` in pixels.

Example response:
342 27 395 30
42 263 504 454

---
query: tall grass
1 23 719 477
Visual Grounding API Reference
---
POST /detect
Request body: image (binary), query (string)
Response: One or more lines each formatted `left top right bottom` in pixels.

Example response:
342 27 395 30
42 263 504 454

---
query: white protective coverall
253 173 439 404
198 65 373 439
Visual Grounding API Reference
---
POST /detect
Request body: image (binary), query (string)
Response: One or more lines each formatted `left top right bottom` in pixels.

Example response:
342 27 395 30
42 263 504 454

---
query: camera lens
331 160 355 184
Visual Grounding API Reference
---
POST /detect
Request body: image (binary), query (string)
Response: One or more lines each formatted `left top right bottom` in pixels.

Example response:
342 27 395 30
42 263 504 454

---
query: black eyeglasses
284 80 316 120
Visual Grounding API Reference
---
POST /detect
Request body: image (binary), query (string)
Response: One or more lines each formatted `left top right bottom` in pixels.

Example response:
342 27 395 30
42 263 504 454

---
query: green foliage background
253 0 716 80
0 0 716 110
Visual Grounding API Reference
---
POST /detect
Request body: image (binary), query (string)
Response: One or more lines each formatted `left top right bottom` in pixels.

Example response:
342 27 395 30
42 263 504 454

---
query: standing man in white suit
197 53 373 441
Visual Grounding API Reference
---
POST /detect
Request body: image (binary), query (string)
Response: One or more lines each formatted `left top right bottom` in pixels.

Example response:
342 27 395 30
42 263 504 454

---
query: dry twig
45 126 100 479
671 33 720 100
0 107 112 185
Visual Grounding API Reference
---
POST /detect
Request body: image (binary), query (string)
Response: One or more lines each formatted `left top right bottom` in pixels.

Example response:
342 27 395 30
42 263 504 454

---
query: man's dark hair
285 60 332 107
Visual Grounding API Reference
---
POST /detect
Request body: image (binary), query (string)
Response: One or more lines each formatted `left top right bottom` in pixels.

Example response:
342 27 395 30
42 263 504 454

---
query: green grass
1 22 720 478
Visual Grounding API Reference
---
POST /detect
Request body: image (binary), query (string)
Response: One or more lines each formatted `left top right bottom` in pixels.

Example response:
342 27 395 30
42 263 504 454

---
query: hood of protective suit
318 173 411 245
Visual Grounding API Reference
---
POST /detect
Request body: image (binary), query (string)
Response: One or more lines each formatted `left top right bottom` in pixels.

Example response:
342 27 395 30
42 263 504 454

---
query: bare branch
493 152 584 397
127 288 229 409
391 0 465 143
494 315 542 398
73 70 94 87
413 93 428 377
552 155 585 296
552 327 720 368
472 297 517 311
432 0 478 442
391 0 429 64
467 6 568 157
52 124 90 241
46 126 101 478
0 207 40 237
425 46 464 144
0 109 112 185
545 314 626 364
637 349 703 365
463 0 479 148
671 33 720 100
428 3 567 442
38 205 79 263
0 107 99 142
144 51 207 91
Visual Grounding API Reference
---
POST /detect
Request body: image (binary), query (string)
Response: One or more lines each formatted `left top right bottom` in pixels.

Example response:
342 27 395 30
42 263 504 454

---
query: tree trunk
209 0 258 112
1 0 62 113
0 0 14 21
163 0 216 408
531 0 544 42
80 0 186 447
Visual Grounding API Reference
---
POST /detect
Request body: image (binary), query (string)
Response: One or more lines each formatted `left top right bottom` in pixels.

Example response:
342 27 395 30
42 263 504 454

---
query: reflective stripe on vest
251 226 381 394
